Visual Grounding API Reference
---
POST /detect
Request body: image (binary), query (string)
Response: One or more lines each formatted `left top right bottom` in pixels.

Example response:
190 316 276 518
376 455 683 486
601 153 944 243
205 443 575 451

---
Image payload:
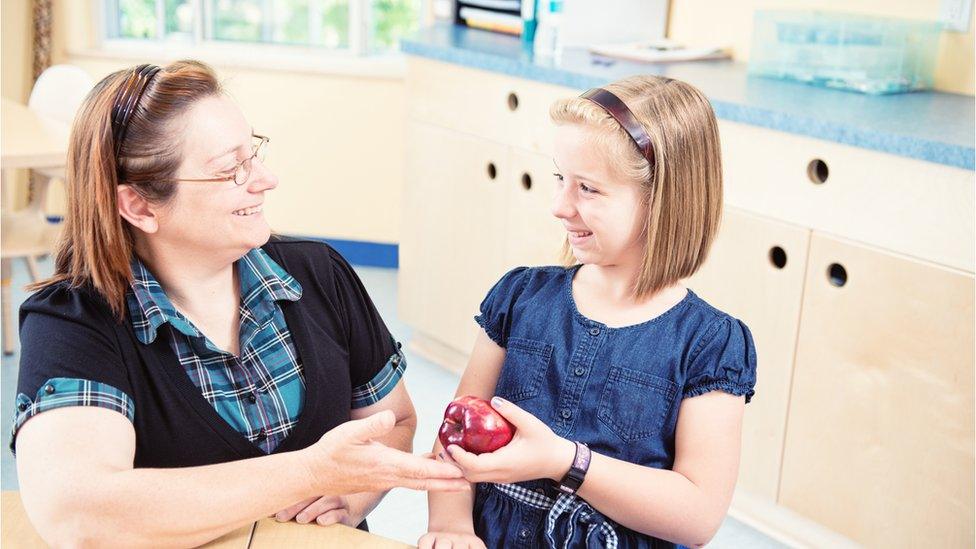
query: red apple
438 396 515 455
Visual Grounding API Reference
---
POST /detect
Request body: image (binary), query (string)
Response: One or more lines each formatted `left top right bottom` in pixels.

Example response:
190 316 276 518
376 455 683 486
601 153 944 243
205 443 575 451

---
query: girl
420 75 757 549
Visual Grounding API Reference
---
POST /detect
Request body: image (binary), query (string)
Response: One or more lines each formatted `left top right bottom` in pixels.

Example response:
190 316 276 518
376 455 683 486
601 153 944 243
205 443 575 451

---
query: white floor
0 256 787 548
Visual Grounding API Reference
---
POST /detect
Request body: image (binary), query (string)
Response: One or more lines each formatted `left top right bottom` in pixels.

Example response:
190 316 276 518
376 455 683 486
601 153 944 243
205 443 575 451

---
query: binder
455 0 525 36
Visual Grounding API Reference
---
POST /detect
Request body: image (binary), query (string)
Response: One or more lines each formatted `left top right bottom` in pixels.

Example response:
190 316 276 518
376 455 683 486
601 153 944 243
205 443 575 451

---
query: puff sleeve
684 316 757 403
473 267 530 348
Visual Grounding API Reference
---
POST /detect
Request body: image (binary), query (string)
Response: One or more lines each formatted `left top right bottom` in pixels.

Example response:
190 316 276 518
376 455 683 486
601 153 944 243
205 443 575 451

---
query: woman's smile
232 204 263 217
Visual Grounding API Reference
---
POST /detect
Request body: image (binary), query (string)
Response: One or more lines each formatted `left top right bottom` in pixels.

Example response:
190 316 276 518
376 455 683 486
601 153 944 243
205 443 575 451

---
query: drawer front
406 57 574 156
720 120 975 273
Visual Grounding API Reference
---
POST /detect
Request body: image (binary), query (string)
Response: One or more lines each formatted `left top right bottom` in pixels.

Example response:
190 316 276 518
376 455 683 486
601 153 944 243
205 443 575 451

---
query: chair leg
25 255 41 283
2 259 15 356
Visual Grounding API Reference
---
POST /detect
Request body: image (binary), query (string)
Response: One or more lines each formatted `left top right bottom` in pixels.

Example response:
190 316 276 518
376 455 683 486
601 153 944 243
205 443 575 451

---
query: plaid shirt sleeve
10 377 135 454
350 343 407 408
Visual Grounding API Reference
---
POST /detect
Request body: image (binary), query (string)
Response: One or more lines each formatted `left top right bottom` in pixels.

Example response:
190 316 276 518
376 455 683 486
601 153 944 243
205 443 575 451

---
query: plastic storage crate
748 10 943 94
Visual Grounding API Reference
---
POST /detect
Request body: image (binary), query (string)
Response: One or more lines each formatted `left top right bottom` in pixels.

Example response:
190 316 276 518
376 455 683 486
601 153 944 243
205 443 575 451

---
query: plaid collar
126 248 303 345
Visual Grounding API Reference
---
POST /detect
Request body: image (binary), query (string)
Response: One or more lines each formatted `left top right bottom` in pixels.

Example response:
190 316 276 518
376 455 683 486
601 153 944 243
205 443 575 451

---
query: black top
14 237 397 468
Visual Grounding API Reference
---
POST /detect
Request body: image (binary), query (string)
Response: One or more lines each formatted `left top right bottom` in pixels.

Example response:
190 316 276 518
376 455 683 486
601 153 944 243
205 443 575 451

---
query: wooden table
0 98 71 354
2 491 413 548
0 98 69 170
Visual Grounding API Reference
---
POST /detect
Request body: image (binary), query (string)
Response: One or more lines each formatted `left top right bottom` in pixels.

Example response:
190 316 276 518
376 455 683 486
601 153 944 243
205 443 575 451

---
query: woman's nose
246 159 278 192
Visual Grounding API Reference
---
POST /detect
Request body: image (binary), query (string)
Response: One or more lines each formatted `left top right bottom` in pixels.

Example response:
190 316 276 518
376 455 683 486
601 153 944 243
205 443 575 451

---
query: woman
11 60 466 547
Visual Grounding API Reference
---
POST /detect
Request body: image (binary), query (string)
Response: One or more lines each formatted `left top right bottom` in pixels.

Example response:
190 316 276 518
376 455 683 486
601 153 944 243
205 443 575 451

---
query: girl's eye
579 182 595 194
553 172 564 182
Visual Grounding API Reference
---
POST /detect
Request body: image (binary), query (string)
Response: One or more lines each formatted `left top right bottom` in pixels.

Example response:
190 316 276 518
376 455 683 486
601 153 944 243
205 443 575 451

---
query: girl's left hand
444 397 576 484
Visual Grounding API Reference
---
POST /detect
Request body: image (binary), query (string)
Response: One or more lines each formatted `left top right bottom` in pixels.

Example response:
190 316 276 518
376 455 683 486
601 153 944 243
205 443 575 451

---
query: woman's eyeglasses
176 134 270 186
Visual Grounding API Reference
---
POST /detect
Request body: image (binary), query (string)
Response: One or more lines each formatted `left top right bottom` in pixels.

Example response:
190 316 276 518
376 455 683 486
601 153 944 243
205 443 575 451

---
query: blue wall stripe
41 219 398 269
289 235 399 269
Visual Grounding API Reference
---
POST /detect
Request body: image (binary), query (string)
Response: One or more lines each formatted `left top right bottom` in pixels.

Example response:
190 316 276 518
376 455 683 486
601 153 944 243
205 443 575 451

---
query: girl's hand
418 530 487 549
444 397 576 484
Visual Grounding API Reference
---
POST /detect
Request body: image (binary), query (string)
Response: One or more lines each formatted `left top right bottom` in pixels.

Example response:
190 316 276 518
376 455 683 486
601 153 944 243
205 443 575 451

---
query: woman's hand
443 397 576 484
303 410 469 495
275 495 357 526
418 530 487 549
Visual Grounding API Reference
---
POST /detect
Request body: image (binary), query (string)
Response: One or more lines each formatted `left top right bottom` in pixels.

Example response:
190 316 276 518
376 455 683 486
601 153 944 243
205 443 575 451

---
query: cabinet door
399 122 510 355
504 148 566 268
685 208 810 502
780 233 975 548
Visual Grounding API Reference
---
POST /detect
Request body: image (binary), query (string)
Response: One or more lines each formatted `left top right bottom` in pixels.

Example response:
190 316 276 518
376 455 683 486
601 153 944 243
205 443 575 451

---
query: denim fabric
472 265 757 549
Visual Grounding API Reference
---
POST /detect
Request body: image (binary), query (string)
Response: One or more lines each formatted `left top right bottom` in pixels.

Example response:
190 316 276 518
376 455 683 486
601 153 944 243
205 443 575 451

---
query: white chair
1 65 93 355
27 64 94 181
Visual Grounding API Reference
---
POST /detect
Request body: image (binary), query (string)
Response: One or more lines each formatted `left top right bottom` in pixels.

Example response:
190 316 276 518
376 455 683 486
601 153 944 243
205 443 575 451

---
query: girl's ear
117 185 160 234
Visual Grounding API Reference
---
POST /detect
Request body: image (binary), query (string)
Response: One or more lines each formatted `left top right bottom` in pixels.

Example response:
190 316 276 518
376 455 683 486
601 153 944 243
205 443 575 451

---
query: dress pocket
598 366 677 442
495 337 554 403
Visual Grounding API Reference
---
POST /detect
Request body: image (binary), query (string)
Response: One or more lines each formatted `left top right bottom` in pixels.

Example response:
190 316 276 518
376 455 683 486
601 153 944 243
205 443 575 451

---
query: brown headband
580 88 653 164
112 64 162 158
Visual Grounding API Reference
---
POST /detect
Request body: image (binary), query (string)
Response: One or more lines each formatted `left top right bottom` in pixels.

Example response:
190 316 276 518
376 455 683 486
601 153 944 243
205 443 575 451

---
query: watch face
577 447 592 470
559 442 590 494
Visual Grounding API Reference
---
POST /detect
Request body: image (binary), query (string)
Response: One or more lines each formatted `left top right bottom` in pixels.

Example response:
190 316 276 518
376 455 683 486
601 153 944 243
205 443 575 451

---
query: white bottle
533 0 564 60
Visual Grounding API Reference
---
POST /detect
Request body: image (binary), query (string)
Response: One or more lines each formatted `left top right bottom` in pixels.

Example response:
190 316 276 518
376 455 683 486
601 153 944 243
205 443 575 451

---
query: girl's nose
551 183 576 220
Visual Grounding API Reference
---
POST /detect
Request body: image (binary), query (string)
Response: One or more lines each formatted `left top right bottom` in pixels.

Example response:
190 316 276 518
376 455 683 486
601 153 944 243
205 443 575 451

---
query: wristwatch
558 441 591 494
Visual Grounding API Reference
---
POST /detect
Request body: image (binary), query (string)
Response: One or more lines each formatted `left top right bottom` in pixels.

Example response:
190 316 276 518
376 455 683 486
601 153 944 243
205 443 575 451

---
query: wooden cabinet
686 208 811 502
504 148 565 268
406 58 564 156
400 58 570 366
400 122 510 357
779 234 974 548
399 124 565 360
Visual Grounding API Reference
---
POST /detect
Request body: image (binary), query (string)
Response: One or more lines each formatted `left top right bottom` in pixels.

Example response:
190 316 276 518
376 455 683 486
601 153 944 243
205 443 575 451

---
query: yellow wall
1 0 32 102
2 0 34 209
51 1 405 244
668 0 975 95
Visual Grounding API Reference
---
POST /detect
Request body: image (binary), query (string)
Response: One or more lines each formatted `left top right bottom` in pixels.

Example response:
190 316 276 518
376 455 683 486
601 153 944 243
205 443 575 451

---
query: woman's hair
549 75 723 300
29 60 222 319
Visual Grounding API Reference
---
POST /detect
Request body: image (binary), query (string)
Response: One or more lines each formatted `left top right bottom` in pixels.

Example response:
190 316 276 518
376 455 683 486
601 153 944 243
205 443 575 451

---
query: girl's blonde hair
549 75 723 300
29 60 223 319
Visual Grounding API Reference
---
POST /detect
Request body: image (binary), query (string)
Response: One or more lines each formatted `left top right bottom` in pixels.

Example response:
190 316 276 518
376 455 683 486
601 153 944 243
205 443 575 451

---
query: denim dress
472 266 757 549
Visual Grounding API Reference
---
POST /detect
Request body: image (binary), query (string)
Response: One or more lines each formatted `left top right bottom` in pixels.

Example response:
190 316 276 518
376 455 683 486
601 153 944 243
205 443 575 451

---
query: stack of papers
589 40 730 63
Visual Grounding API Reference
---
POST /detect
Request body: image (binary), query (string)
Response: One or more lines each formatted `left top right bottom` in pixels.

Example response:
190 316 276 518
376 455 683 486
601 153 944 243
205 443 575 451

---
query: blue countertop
401 24 975 171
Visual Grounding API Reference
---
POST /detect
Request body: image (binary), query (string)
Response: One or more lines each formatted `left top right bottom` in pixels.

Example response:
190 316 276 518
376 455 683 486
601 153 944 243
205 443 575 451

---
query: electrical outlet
940 0 973 32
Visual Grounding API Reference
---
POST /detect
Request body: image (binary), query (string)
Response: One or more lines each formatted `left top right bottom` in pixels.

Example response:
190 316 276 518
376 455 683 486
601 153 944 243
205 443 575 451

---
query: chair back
27 64 95 126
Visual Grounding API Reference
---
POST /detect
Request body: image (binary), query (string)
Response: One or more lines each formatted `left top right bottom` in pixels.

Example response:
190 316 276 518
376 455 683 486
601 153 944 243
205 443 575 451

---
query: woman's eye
218 165 238 177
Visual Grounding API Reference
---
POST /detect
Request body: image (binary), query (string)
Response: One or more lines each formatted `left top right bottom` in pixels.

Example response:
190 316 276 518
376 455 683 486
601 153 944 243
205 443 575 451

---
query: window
105 0 422 55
